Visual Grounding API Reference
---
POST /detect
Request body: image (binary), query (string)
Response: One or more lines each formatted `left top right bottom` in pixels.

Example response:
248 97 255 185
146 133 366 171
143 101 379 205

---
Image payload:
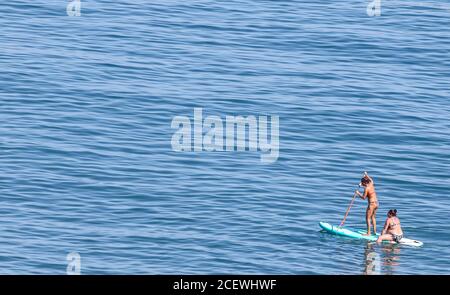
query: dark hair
388 209 397 217
360 177 371 185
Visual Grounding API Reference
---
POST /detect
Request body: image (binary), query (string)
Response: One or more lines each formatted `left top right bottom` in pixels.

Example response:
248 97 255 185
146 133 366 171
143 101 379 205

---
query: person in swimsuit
377 209 403 244
355 172 378 236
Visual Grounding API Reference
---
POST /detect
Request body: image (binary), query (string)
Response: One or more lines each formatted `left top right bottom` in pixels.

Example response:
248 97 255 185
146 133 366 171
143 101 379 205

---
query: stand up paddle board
319 222 423 247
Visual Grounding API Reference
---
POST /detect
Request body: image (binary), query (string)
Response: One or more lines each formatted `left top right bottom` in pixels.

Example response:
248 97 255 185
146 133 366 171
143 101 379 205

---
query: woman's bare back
387 217 403 235
365 184 378 204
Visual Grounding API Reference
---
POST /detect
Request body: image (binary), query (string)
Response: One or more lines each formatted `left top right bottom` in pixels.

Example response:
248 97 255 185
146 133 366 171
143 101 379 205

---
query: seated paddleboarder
377 209 403 244
355 172 378 236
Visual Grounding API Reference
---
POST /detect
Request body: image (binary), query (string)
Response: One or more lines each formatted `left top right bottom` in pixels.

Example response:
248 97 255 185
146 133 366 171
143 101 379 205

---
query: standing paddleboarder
355 172 379 236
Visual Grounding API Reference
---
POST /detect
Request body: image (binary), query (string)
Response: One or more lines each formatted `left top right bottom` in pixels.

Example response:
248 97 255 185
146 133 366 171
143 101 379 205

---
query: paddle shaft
339 190 358 227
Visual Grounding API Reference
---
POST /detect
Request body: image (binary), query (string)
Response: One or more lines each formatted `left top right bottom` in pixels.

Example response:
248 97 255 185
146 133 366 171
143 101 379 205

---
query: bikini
389 219 403 242
392 234 403 243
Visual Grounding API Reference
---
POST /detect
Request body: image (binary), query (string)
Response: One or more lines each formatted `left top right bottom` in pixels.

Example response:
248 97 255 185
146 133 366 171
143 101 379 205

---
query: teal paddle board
319 222 423 247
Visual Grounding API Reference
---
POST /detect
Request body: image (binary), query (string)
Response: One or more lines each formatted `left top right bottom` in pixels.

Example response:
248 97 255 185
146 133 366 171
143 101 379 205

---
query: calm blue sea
1 0 450 274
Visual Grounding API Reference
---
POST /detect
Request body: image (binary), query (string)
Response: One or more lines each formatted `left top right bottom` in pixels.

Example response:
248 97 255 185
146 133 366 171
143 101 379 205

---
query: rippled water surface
1 1 450 274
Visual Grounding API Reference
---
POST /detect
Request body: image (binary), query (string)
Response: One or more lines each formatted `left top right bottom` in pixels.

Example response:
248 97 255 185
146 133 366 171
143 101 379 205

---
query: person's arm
355 188 368 200
364 172 374 184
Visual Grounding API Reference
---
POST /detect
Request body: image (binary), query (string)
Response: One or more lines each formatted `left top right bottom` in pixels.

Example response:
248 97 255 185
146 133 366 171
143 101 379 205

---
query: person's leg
372 206 378 234
377 234 393 244
363 206 373 236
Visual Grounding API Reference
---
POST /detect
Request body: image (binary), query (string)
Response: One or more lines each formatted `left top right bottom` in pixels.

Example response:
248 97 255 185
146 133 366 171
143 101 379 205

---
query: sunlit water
1 1 449 274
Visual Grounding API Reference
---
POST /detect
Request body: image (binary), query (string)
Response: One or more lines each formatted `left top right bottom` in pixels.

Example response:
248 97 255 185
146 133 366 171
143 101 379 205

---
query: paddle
339 172 368 227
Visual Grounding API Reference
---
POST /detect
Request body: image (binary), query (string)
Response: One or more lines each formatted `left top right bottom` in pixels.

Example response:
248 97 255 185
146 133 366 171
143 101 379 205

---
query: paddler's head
359 176 371 187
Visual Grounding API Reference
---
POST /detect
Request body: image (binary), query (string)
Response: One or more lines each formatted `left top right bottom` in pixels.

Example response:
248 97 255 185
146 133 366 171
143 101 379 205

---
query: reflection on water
364 243 401 275
364 243 381 275
381 244 401 275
